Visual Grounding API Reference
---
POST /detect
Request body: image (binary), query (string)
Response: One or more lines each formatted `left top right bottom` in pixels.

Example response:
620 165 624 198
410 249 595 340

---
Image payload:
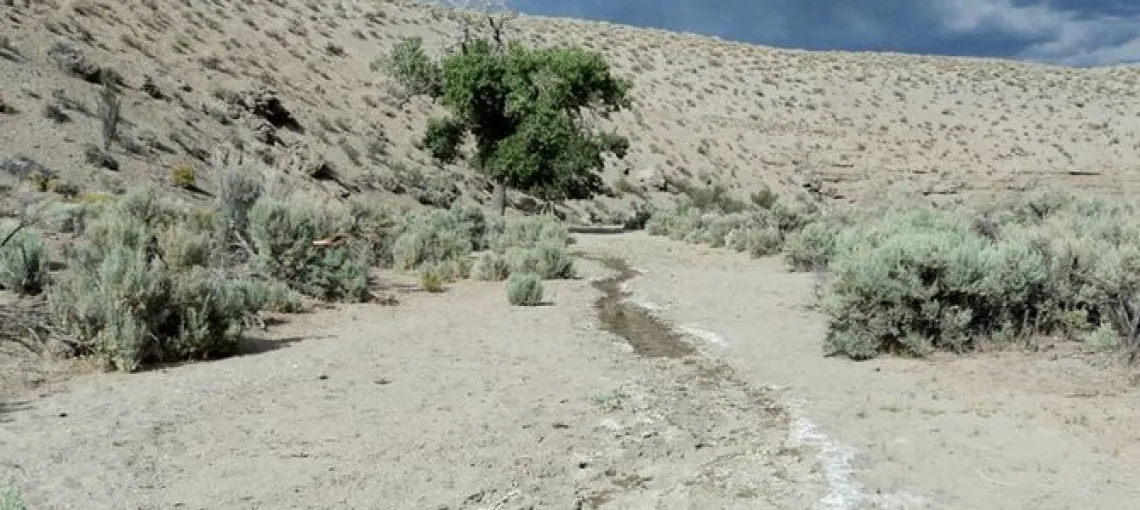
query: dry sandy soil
5 0 1140 508
2 0 1140 216
4 232 1140 508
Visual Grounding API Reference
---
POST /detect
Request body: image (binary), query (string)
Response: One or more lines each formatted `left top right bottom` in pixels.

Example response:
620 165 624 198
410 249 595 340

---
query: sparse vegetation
506 242 575 280
0 221 49 295
4 0 1140 506
214 156 265 238
644 191 817 256
647 189 1140 361
484 214 571 254
507 271 543 306
46 189 261 371
471 251 511 281
95 73 121 150
23 179 582 371
418 264 446 292
390 207 478 271
247 196 371 302
818 191 1140 360
0 480 26 510
171 164 197 188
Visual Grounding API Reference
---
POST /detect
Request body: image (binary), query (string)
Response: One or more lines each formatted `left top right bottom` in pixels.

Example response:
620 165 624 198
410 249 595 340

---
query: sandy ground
4 0 1140 224
578 232 1140 510
0 249 824 509
4 233 1140 508
3 0 1140 507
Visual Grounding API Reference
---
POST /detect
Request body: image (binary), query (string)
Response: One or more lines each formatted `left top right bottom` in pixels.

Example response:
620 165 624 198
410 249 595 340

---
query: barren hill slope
2 0 1140 219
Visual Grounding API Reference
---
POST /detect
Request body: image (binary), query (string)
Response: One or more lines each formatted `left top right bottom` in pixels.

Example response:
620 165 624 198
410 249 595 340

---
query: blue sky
504 0 1140 67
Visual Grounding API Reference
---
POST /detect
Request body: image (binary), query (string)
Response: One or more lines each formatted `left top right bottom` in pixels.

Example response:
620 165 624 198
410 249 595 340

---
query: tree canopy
383 35 631 208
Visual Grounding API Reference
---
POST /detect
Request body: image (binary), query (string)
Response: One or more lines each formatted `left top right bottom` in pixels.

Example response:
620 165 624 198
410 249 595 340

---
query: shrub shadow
566 225 631 235
177 183 212 197
237 334 330 356
389 283 430 294
513 300 555 307
0 49 23 63
134 334 330 373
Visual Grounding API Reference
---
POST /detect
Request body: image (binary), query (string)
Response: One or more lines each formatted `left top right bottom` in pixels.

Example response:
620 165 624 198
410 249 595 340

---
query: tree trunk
490 180 507 217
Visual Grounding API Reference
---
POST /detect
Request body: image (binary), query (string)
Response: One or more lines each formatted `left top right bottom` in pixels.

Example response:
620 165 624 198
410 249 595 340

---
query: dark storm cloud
505 0 1140 66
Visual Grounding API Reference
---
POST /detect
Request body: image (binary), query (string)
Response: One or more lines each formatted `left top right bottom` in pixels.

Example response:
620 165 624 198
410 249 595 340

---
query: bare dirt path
578 231 1140 510
5 232 1140 509
0 250 825 509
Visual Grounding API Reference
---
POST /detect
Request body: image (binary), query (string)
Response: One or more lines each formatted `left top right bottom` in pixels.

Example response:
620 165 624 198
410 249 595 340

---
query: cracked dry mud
4 233 1140 509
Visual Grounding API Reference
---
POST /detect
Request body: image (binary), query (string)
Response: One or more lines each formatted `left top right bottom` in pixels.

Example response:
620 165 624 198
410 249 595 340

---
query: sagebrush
0 222 49 295
248 196 371 302
0 479 26 510
507 271 544 306
645 188 1140 360
47 189 261 371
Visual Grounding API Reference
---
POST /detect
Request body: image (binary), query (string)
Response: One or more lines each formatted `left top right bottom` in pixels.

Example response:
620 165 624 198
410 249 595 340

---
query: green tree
382 33 631 216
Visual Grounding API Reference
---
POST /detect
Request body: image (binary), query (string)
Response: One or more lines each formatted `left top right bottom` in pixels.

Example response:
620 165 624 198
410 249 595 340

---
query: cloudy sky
505 0 1140 67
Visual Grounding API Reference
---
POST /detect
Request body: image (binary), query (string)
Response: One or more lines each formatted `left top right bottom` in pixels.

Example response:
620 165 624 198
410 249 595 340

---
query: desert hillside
9 2 1140 508
3 0 1140 220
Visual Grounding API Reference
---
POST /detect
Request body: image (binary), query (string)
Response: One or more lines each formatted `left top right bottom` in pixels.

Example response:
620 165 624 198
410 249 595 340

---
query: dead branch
439 0 515 53
0 220 25 249
0 297 76 356
0 200 47 249
312 233 349 247
231 228 258 259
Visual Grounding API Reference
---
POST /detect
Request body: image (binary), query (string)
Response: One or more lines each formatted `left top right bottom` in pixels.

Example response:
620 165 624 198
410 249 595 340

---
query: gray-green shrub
345 198 400 266
247 196 370 301
821 223 990 359
644 206 707 241
42 197 111 234
727 223 783 257
215 161 264 235
821 195 1140 359
644 197 816 259
230 278 305 314
418 262 447 292
698 212 755 248
472 251 511 281
48 192 260 371
156 219 213 270
507 242 575 280
485 214 571 253
0 479 26 510
390 208 474 270
769 197 820 233
677 183 747 213
644 189 1140 360
507 271 544 306
0 222 49 295
782 215 846 271
449 200 492 250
